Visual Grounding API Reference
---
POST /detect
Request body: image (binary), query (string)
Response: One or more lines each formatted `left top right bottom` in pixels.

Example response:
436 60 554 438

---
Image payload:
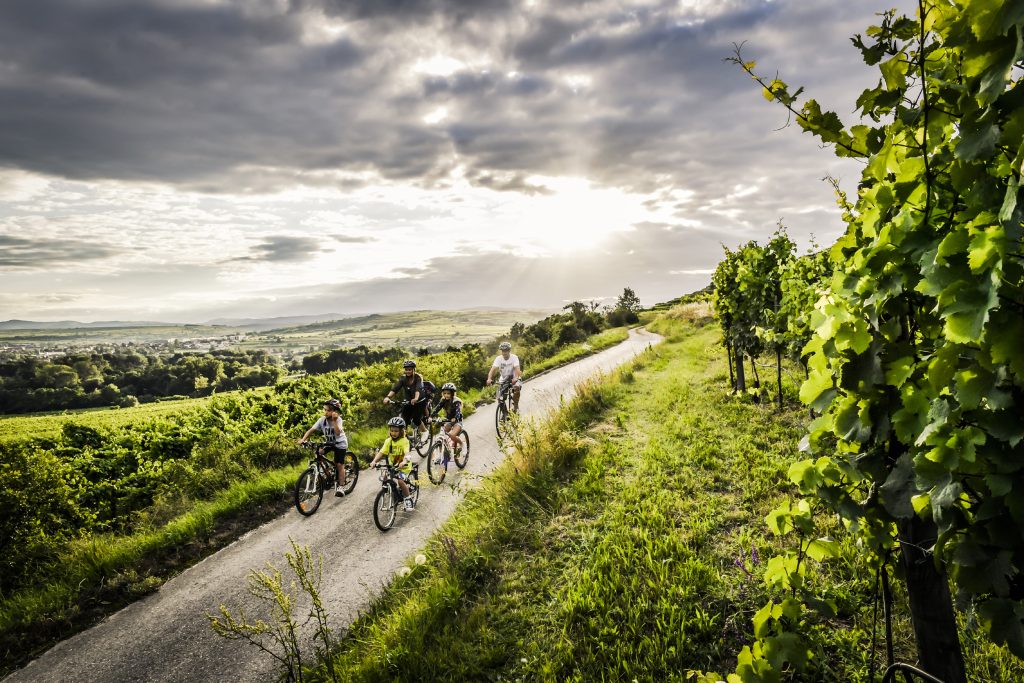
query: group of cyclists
298 341 523 513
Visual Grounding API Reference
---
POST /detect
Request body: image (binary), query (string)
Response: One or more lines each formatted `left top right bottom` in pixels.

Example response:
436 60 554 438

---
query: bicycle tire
373 486 396 531
426 440 448 485
453 430 470 469
338 452 359 495
495 401 509 439
412 428 428 457
295 467 324 516
409 468 420 507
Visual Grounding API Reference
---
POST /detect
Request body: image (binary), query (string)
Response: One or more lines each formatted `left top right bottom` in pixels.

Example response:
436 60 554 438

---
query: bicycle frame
302 442 337 480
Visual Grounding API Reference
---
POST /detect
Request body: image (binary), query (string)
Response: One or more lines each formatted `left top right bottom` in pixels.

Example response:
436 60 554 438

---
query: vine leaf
879 453 917 519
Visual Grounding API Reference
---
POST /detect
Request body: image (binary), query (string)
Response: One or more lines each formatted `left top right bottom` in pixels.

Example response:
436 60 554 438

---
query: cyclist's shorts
323 445 348 462
498 380 522 398
402 402 428 424
445 420 464 429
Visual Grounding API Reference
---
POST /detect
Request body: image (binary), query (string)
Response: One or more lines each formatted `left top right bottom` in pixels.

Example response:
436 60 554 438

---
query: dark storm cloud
234 236 319 262
0 0 915 238
290 0 516 23
0 235 122 268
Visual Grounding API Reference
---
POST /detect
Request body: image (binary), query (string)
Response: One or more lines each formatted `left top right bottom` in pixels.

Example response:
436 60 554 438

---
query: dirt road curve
7 327 661 683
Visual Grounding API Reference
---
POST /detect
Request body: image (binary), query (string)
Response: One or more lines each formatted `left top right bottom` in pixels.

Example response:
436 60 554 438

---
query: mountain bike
389 399 431 456
372 459 420 532
495 379 519 439
425 416 471 484
294 441 359 516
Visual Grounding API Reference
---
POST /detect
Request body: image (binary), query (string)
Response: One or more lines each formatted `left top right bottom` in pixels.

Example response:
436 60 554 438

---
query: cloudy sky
0 0 913 323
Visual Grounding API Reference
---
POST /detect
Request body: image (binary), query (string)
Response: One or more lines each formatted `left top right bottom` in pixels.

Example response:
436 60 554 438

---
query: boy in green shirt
370 416 416 511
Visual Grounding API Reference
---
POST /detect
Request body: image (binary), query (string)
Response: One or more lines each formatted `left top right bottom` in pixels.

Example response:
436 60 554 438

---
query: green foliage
209 539 340 683
0 349 285 414
711 228 797 362
723 0 1024 677
300 346 405 375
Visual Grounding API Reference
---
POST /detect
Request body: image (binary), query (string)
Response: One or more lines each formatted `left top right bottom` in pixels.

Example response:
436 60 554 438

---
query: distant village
0 333 250 361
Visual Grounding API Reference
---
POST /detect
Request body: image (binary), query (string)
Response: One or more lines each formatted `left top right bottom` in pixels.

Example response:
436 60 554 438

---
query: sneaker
433 455 443 465
404 497 415 511
335 486 345 497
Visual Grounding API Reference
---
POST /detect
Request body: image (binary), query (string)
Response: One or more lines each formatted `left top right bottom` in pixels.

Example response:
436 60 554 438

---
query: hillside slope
306 316 1024 682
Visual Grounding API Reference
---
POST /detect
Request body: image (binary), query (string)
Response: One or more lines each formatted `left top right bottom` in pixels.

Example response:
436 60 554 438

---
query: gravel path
6 327 661 683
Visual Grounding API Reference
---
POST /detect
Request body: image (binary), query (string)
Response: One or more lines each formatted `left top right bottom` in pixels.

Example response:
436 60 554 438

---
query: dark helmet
441 382 456 392
323 398 342 411
387 416 406 429
403 360 417 369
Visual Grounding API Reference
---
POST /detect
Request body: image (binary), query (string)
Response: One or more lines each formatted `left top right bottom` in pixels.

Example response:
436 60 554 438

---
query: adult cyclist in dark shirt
383 359 428 440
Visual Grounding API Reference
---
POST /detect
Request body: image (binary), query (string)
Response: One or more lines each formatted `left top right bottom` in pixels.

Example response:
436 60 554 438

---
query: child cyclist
370 416 416 511
431 382 464 463
298 398 351 497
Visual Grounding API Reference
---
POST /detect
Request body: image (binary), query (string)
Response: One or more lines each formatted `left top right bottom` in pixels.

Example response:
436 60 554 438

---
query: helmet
387 416 406 429
498 342 512 351
441 382 456 392
323 398 342 411
403 360 417 369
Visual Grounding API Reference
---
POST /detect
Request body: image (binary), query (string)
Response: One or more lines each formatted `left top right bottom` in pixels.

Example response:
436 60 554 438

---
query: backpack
421 380 436 400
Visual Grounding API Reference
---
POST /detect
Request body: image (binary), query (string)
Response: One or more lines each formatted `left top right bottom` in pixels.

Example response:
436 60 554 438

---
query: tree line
0 289 644 416
0 350 285 414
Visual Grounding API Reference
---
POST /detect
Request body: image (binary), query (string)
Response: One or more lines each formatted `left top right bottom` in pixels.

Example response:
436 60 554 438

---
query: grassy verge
526 326 630 377
304 317 1024 682
0 464 298 674
0 396 218 442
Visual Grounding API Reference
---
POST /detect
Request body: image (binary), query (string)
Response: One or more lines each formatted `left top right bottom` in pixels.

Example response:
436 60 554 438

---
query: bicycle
372 459 421 532
294 441 359 516
495 379 520 439
425 416 471 484
387 399 431 456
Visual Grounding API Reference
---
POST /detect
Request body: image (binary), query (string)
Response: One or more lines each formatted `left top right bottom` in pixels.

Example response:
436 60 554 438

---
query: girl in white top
298 398 351 496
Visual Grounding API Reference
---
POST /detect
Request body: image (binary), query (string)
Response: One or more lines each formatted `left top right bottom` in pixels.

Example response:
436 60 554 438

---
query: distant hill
204 314 351 331
0 320 172 331
0 308 553 355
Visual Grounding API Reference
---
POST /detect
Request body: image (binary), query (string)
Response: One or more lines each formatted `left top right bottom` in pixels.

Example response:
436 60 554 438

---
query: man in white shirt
486 341 522 412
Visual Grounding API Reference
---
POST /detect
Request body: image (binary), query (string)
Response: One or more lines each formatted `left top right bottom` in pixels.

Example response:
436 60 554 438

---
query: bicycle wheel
409 469 420 507
426 440 448 485
408 426 428 456
373 487 396 531
338 452 359 495
495 400 510 439
295 467 323 516
453 430 470 469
